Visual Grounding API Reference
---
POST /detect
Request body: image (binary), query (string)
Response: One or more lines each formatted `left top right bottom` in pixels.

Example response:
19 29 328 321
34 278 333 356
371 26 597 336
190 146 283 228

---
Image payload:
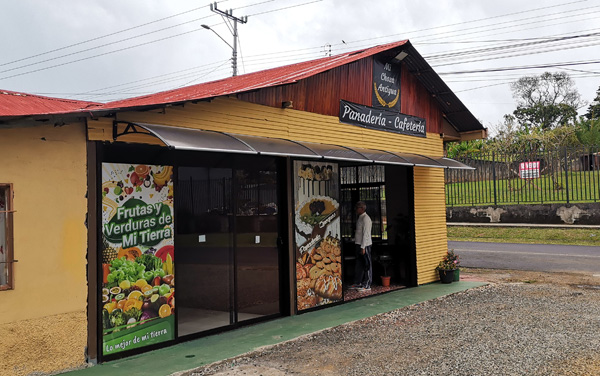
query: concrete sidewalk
63 281 485 376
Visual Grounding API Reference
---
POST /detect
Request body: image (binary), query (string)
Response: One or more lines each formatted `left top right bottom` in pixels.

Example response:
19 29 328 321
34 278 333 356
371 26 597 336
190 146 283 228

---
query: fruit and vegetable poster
294 161 342 311
101 163 175 356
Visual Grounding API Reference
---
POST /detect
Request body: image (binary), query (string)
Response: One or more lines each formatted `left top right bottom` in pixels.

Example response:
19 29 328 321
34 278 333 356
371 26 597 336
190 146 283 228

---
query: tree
575 116 600 146
486 115 532 153
445 139 484 158
510 72 584 130
585 86 600 120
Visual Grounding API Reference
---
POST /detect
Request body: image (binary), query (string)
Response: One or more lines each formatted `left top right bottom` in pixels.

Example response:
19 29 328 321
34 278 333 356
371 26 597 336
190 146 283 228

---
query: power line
438 59 600 75
0 26 216 81
0 1 228 67
430 38 600 68
0 0 279 74
0 15 218 75
306 0 593 55
245 0 323 17
22 1 597 101
0 0 322 81
424 31 600 61
75 59 231 101
176 60 232 88
409 4 600 44
233 8 600 72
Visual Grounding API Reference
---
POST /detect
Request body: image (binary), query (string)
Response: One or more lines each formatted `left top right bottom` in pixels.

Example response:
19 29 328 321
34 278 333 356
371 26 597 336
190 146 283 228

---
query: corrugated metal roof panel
102 40 409 110
0 89 101 117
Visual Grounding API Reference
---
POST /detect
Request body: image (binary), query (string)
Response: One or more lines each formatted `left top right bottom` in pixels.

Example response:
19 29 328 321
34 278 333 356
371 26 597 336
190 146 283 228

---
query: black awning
113 121 471 169
434 157 475 170
391 152 445 168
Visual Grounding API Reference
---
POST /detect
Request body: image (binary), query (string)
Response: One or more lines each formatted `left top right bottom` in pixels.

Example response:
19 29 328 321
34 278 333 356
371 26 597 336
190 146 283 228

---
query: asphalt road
448 241 600 274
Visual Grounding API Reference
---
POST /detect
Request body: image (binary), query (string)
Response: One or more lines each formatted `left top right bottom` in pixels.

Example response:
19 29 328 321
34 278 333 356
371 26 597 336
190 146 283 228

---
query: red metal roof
0 89 101 117
0 40 484 133
102 40 409 110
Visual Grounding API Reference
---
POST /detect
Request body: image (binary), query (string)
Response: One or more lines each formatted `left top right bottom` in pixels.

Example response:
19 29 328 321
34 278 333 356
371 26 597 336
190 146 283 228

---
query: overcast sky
2 0 600 134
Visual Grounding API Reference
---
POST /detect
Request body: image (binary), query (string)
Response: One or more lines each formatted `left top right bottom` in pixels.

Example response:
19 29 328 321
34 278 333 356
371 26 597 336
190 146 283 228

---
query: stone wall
447 203 600 225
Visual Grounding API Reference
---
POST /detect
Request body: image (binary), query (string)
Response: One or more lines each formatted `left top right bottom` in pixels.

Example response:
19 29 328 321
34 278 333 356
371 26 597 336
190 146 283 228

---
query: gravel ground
181 269 600 376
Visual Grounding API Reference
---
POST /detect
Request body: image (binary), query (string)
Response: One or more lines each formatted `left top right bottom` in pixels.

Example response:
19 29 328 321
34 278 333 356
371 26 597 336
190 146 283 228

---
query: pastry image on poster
101 163 175 356
294 161 342 311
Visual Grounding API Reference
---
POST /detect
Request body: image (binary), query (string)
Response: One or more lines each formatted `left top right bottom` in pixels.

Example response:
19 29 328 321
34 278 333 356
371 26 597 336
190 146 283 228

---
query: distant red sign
519 161 540 179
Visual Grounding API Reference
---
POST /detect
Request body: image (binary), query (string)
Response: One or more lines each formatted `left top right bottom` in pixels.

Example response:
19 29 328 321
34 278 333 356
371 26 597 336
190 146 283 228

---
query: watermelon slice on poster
155 245 174 262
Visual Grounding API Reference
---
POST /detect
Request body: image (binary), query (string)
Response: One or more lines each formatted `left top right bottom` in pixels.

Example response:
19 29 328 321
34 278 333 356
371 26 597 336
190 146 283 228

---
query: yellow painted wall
413 166 448 285
89 97 448 285
89 97 444 156
0 122 88 374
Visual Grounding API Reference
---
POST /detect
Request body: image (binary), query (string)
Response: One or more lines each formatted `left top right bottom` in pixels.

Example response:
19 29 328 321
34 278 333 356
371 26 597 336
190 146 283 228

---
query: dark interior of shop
339 164 416 302
174 155 287 337
98 143 417 342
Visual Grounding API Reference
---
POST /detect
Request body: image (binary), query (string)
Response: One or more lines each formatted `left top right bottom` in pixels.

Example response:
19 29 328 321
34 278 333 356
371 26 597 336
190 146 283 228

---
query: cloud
1 0 598 128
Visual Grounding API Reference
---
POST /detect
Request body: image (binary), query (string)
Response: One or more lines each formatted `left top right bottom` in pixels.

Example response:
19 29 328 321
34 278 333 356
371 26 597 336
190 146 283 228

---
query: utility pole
209 2 247 76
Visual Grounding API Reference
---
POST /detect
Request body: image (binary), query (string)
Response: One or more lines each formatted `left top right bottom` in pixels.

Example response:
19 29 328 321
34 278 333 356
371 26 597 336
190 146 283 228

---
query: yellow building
0 41 485 374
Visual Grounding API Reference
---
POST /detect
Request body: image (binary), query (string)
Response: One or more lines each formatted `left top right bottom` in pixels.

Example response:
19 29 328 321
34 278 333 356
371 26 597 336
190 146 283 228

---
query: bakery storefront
89 40 484 361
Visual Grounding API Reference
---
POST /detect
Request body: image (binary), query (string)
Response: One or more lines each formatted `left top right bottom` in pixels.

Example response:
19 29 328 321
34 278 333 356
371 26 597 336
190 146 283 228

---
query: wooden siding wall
401 67 444 135
88 97 444 155
238 58 445 135
238 59 372 118
413 166 448 285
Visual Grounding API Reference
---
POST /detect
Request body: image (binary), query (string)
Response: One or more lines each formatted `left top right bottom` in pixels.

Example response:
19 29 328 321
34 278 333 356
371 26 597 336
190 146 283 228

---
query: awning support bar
112 121 173 149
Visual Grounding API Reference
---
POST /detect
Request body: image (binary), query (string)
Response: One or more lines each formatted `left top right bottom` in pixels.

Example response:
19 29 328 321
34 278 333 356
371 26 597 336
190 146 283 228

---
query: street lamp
201 24 233 50
202 24 237 76
202 4 247 77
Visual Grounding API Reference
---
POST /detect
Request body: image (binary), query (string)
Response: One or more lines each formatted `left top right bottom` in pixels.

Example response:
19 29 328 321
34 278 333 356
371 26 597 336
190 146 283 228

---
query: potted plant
446 249 460 282
436 250 459 284
380 262 391 287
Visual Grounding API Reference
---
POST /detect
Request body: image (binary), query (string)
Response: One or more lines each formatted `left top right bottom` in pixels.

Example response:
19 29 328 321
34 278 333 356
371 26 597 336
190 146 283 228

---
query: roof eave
400 42 484 133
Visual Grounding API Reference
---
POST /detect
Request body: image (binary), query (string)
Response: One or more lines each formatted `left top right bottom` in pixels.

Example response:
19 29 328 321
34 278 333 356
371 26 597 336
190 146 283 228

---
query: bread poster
294 161 342 311
100 163 175 356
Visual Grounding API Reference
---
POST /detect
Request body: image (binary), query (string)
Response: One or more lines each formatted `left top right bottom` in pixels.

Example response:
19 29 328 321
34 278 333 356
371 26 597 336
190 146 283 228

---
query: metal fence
445 146 600 206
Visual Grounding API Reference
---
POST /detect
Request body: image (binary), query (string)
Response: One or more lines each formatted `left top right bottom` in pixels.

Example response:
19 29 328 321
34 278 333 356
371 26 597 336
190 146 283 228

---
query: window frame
0 183 14 291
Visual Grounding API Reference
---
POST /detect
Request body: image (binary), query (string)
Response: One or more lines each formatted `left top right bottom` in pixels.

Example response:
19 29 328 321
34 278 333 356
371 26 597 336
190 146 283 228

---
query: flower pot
454 268 460 282
438 269 455 284
381 275 391 287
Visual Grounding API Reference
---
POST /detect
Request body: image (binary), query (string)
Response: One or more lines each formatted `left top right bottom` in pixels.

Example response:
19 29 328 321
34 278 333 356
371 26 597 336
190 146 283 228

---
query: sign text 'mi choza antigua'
339 100 426 138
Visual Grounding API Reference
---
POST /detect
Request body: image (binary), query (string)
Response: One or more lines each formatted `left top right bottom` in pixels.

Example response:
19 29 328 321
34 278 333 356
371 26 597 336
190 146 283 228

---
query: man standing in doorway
351 201 372 291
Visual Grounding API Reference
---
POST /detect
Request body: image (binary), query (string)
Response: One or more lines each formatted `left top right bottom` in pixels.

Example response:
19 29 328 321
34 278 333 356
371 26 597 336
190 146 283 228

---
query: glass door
176 167 234 336
234 160 280 321
176 156 281 337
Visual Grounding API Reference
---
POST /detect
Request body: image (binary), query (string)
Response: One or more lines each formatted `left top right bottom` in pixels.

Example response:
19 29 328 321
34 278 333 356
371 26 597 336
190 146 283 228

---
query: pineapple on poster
100 163 175 355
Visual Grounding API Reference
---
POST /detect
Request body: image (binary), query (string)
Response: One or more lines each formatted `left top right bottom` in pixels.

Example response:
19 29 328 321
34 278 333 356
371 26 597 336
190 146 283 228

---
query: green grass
446 170 600 206
448 226 600 246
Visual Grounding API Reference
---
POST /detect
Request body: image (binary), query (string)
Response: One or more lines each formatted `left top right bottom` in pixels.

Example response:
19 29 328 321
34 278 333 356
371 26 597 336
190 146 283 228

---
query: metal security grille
445 146 600 206
340 165 387 240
